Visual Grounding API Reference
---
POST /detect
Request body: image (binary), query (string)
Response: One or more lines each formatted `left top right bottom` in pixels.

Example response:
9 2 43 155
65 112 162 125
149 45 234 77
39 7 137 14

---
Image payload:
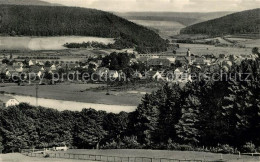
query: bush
122 136 142 149
102 136 142 149
215 144 235 154
166 139 179 150
256 147 260 153
101 140 118 149
241 142 256 153
178 144 194 151
44 153 50 158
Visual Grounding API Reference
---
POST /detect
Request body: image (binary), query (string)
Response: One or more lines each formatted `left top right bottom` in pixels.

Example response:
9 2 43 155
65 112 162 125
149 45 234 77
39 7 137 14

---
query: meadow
49 149 260 162
174 43 253 56
0 153 85 162
0 83 151 106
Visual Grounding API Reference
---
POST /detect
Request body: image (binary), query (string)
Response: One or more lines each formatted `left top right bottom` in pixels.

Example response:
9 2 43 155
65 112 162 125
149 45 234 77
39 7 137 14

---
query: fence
22 151 205 162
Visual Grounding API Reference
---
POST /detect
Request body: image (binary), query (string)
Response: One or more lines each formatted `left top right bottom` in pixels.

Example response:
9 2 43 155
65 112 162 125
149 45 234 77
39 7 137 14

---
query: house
96 67 109 78
50 64 57 71
193 57 205 65
174 67 185 81
175 56 189 65
13 62 24 67
108 70 119 79
0 95 20 108
29 60 37 66
14 66 23 72
147 71 163 80
132 70 143 79
0 64 7 73
147 58 171 67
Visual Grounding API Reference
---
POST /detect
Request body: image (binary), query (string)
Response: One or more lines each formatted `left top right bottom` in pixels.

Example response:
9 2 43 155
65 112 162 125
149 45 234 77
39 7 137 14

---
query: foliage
241 142 256 153
215 144 235 154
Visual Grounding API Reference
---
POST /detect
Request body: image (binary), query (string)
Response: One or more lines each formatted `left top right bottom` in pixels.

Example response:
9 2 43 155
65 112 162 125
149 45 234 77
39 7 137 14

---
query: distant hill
115 12 232 26
181 9 260 36
115 12 231 38
0 0 59 6
0 5 166 53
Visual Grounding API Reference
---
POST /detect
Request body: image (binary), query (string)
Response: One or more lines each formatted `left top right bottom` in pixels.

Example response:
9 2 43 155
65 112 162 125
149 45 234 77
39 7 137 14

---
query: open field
173 43 253 56
0 153 87 162
0 36 115 51
0 83 153 106
225 37 260 48
48 149 260 162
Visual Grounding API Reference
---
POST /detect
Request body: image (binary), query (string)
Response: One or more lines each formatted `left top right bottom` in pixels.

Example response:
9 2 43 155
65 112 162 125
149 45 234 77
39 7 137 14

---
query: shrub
166 139 179 150
177 144 194 151
101 140 118 149
215 144 235 154
241 142 255 153
44 153 50 158
122 136 142 149
256 147 260 153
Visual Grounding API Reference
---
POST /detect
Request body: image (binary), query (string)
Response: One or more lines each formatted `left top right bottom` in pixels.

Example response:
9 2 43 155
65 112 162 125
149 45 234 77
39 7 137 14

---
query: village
0 45 258 85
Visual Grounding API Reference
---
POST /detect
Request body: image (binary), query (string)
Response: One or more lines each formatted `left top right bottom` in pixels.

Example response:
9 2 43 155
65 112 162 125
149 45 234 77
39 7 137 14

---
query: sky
43 0 260 12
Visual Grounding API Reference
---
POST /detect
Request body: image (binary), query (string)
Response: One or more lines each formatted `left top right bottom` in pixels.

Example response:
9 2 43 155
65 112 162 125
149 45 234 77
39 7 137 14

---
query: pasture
50 149 260 162
0 83 149 106
174 43 253 56
0 153 85 162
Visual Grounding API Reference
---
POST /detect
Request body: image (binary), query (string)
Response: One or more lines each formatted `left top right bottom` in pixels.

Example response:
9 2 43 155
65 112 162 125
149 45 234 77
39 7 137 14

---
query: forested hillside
0 5 167 53
181 8 260 35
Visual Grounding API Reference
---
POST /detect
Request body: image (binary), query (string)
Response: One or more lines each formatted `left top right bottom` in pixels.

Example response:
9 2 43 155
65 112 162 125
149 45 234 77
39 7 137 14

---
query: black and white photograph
0 0 259 161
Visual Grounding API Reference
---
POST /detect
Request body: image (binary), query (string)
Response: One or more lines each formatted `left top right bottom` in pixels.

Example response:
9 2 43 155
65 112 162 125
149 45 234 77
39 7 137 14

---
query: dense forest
0 5 167 53
180 8 260 36
0 58 259 153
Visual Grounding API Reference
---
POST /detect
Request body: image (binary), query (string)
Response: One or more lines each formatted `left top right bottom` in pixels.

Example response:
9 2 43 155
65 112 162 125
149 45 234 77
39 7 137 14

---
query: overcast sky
43 0 260 12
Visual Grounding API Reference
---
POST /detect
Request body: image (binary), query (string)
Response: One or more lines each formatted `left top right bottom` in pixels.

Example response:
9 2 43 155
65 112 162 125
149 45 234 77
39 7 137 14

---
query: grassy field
1 150 260 162
0 153 87 162
0 83 153 106
174 43 253 56
48 149 260 162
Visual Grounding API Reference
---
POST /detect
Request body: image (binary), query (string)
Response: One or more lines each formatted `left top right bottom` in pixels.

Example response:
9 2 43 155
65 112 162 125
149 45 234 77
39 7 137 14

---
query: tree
252 47 260 56
2 58 10 64
175 92 200 145
132 93 160 146
74 109 106 149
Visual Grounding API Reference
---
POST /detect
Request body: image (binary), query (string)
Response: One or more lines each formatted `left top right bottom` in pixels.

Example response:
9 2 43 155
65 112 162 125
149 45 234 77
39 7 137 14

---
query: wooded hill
0 5 167 53
180 8 260 36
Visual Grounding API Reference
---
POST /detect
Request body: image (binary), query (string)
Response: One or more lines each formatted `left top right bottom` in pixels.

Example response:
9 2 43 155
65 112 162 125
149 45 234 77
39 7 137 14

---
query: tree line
0 58 259 153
